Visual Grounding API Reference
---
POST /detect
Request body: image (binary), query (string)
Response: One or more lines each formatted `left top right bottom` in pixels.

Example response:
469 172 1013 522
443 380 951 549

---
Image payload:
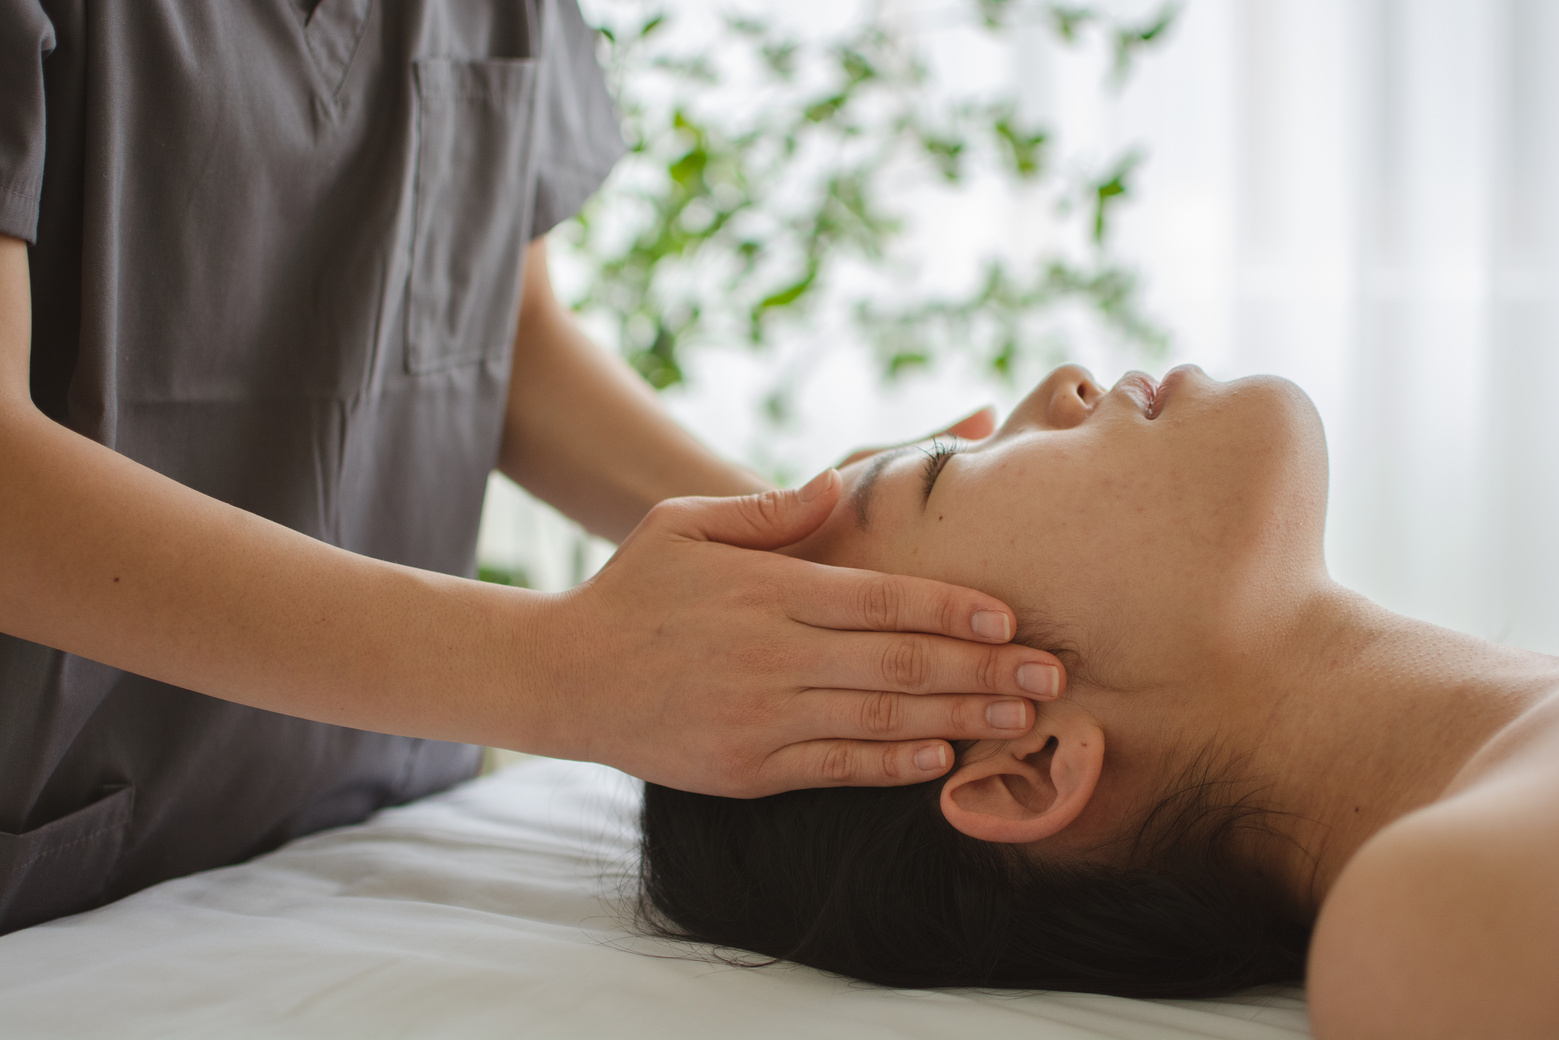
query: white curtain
1058 0 1559 653
482 0 1559 654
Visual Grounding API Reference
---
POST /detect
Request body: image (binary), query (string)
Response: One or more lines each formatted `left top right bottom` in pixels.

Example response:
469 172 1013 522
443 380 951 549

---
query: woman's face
787 365 1330 692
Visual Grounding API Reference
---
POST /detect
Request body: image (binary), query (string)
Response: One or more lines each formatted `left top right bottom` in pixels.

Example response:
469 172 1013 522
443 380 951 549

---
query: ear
939 702 1104 844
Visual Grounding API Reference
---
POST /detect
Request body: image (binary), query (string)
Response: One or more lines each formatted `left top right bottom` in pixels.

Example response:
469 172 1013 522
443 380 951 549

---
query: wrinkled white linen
0 758 1311 1039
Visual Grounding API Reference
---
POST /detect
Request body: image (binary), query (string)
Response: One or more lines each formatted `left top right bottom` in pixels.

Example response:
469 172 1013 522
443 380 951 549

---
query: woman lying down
639 364 1559 1039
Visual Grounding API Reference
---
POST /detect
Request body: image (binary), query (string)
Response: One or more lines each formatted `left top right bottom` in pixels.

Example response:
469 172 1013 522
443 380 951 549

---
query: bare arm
499 238 768 542
0 233 1064 794
0 235 539 744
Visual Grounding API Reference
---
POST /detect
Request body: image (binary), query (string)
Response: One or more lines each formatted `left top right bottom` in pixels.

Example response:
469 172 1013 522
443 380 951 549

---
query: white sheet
0 758 1311 1039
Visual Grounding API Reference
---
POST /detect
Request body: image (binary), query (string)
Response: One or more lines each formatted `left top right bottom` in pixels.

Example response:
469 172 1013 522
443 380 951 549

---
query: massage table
0 757 1311 1038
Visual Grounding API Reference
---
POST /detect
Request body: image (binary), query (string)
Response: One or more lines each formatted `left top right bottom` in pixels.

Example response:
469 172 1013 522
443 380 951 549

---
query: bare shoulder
1308 688 1559 1040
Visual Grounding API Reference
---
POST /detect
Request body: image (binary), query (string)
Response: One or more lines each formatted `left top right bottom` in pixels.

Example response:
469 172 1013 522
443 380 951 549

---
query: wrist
478 580 589 760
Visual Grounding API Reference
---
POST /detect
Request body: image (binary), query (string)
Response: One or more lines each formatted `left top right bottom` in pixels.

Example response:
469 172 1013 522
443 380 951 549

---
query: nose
1007 364 1104 431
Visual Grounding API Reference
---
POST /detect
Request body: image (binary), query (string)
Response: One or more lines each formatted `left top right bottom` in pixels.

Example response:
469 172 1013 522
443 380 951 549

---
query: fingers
653 469 840 550
939 405 996 442
779 566 1062 695
794 625 1061 700
759 738 957 793
835 405 997 469
782 563 1021 645
798 629 1062 700
788 688 1039 743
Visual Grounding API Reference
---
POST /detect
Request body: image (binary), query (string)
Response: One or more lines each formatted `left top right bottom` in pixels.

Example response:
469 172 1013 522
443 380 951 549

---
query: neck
1094 581 1559 918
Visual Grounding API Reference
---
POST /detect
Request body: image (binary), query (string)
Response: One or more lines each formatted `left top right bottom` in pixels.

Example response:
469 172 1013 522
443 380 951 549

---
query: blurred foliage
477 563 532 588
559 0 1178 407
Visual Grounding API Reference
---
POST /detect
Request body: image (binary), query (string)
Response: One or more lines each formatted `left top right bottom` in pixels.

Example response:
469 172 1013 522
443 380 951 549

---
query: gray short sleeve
0 0 55 242
0 0 625 932
531 0 625 236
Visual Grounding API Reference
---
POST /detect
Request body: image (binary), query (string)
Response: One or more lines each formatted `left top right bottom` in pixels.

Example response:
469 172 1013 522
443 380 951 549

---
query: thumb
666 468 841 550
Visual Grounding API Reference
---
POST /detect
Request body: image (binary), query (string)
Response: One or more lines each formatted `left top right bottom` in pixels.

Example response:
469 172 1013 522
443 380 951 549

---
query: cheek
917 450 1180 617
934 450 1130 567
911 504 1068 610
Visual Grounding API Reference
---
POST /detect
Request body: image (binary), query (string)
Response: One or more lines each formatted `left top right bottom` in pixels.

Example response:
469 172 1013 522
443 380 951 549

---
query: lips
1150 364 1204 418
1113 371 1161 418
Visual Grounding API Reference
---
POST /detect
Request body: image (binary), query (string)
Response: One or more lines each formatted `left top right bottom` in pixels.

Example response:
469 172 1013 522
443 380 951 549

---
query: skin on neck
1068 578 1559 916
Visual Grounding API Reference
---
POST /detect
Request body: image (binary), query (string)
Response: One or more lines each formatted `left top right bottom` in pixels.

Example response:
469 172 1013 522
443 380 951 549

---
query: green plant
477 563 532 588
557 0 1177 417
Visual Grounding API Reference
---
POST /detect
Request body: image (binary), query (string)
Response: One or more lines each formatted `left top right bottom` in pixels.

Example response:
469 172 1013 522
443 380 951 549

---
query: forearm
498 240 770 542
0 402 559 751
1 235 1058 799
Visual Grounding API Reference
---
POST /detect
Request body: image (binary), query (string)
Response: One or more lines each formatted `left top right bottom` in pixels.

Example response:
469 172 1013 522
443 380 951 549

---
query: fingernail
914 744 947 772
971 609 1011 641
799 468 837 502
986 699 1028 730
1017 663 1060 698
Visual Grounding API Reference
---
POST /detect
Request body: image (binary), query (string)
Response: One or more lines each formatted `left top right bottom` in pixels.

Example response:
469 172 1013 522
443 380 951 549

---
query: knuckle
936 590 961 637
881 636 929 690
857 691 901 737
975 646 1004 692
644 498 687 531
946 695 979 734
819 743 856 784
858 576 902 631
741 491 785 530
881 743 905 782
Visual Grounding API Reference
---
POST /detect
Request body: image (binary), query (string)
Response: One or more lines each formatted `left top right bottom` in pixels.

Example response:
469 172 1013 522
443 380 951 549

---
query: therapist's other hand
533 470 1065 798
836 406 997 468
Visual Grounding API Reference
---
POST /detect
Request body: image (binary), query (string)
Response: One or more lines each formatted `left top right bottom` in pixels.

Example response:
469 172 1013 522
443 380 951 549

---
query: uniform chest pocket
407 58 539 373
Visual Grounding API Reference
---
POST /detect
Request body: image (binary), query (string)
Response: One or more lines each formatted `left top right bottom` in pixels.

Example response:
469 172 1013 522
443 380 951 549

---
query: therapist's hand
530 469 1065 798
836 405 997 468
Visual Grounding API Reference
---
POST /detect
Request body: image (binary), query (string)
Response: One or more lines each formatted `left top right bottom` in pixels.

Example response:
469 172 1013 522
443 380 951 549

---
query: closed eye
919 438 962 504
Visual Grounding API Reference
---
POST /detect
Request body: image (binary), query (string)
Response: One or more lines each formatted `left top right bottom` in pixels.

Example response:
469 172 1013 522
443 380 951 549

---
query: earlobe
939 705 1104 844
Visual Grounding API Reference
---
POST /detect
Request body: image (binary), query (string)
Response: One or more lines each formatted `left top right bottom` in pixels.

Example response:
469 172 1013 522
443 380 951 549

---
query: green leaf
1049 5 1098 43
805 94 847 123
758 272 815 310
919 132 966 181
975 0 1017 30
1111 3 1181 84
762 389 792 424
1090 149 1143 243
995 116 1048 177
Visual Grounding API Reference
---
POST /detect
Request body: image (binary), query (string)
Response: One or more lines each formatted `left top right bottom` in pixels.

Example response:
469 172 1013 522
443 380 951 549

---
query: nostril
1067 382 1100 421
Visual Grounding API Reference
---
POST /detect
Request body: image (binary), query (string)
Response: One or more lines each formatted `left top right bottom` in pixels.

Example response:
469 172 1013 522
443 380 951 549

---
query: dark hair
639 752 1311 997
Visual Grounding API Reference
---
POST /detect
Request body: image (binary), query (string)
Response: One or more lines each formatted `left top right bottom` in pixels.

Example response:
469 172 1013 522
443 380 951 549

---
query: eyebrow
851 447 914 530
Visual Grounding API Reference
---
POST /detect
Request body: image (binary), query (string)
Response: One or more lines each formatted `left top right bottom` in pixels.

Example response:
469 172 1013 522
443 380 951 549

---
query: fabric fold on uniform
0 0 623 933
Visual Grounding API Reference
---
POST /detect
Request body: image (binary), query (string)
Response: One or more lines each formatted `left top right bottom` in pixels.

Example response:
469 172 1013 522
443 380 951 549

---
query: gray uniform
0 0 623 934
